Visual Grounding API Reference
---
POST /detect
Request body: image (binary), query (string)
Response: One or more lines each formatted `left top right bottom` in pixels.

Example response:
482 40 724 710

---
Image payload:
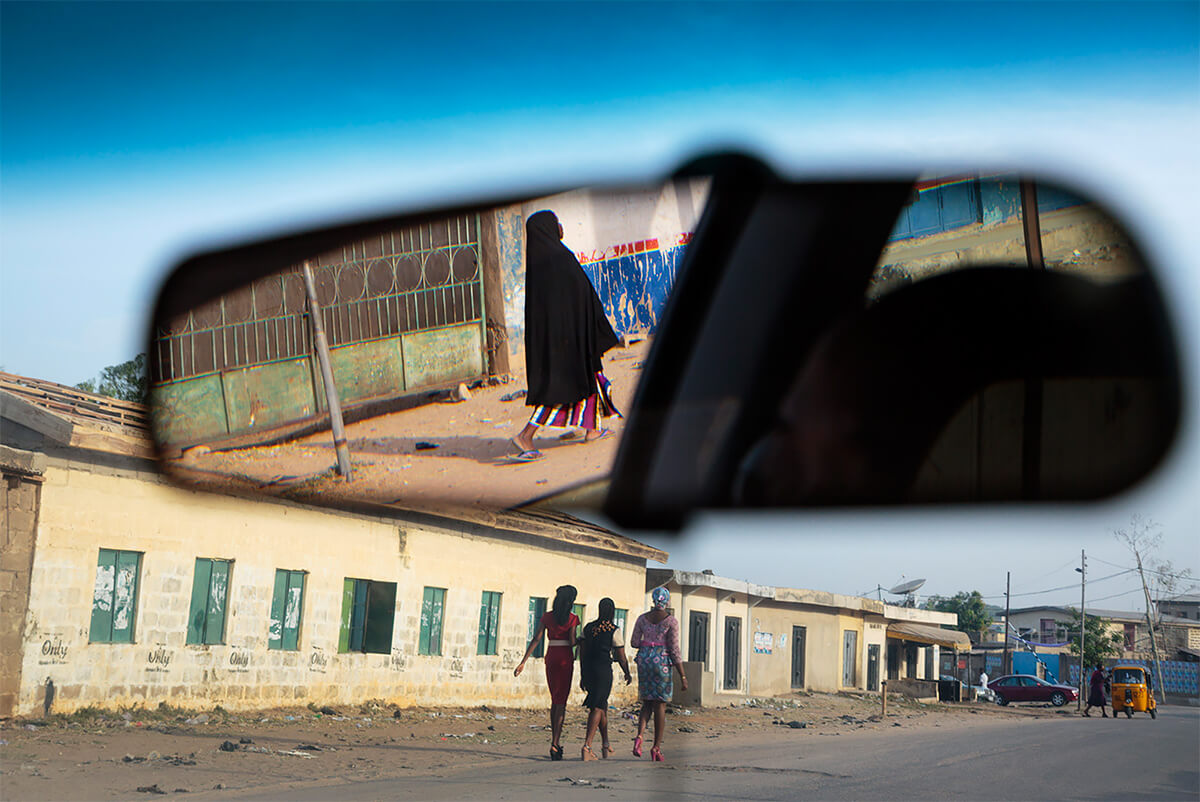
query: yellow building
644 569 967 705
1 373 665 717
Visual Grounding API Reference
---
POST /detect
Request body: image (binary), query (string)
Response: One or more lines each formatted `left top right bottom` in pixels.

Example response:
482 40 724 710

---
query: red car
988 674 1078 707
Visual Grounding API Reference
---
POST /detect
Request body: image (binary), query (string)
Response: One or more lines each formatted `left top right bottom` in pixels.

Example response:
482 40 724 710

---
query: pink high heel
632 735 643 757
651 745 664 762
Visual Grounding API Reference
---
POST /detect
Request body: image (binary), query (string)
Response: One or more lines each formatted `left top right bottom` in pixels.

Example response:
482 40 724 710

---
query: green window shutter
478 591 500 655
419 587 434 655
420 587 444 656
282 571 305 651
528 597 547 658
338 578 355 654
573 603 585 639
186 558 213 645
364 581 396 655
90 549 117 643
350 580 368 652
268 569 288 650
205 560 230 645
111 551 141 643
431 589 444 656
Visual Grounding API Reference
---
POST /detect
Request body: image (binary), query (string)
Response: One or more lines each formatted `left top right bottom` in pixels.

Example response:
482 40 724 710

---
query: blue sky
2 2 1197 603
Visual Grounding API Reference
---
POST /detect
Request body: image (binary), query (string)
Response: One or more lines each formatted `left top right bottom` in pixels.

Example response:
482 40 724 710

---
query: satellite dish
888 578 926 595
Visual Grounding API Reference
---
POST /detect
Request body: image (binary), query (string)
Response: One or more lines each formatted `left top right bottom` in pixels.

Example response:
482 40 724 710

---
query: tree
1064 607 1122 669
1113 515 1197 627
922 590 993 635
1113 515 1195 701
76 354 147 404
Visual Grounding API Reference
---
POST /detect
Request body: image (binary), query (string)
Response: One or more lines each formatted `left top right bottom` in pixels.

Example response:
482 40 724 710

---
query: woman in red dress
515 585 579 759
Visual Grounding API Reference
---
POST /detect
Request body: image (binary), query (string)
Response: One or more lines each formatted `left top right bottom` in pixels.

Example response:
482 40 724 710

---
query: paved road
236 706 1199 800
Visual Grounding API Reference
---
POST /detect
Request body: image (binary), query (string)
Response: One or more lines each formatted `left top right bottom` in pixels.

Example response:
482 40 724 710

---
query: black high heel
550 744 564 760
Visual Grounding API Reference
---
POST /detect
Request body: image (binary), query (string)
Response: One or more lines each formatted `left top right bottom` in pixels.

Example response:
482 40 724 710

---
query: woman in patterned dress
629 586 688 762
515 585 579 759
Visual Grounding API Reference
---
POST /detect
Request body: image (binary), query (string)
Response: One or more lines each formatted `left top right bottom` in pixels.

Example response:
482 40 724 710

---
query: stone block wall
16 460 647 715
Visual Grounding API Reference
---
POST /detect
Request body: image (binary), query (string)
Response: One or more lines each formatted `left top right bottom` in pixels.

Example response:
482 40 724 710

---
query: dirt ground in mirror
1 692 1073 801
167 341 650 510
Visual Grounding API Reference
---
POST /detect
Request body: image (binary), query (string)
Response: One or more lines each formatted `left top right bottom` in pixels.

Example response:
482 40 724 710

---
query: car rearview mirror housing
144 155 1182 528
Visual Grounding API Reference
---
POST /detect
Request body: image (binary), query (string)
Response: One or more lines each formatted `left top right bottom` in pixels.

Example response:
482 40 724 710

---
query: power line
1089 556 1196 582
1085 587 1143 604
1009 557 1079 591
979 568 1136 600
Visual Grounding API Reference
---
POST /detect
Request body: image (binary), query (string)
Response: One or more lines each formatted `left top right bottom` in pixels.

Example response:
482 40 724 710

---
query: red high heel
651 746 664 762
632 735 643 757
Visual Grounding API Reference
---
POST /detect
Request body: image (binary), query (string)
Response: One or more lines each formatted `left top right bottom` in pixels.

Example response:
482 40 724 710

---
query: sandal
632 735 643 757
585 428 613 443
510 449 543 463
581 745 598 761
602 744 614 759
651 746 664 762
550 744 563 761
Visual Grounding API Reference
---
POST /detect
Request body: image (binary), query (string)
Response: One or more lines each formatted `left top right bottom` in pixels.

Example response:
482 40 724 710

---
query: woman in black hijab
510 210 620 461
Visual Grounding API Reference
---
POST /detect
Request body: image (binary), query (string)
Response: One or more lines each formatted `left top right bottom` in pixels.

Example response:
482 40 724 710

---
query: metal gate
867 644 880 692
689 611 710 667
791 626 807 689
724 617 741 690
842 630 858 687
151 215 486 445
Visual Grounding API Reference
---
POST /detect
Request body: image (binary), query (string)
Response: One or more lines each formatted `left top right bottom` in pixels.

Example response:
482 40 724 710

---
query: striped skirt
528 372 620 431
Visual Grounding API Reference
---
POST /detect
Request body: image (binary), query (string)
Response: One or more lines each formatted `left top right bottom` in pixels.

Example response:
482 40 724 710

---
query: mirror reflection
151 179 711 508
732 176 1174 507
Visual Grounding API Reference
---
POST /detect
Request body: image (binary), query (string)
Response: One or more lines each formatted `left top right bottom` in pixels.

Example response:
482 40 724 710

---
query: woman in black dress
578 598 631 760
510 210 620 461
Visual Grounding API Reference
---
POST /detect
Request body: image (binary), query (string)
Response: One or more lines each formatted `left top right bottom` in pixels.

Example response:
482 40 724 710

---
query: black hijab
523 210 619 407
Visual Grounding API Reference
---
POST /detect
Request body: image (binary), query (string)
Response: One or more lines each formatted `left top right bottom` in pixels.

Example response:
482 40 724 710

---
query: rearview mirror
146 157 1181 527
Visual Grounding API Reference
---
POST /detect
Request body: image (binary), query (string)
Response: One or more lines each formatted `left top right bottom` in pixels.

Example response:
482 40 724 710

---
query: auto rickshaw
1110 665 1157 719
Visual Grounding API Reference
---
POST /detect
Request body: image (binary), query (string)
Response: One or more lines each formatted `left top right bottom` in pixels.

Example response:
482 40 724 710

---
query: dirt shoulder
1 692 1073 800
167 341 650 511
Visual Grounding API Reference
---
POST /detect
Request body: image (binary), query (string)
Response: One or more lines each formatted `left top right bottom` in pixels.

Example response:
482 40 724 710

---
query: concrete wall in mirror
150 179 710 509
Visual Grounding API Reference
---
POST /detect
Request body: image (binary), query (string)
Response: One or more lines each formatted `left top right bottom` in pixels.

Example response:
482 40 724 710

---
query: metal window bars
152 215 482 383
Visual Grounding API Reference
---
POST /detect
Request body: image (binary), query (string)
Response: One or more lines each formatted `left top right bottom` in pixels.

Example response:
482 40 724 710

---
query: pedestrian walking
510 210 621 462
578 598 632 760
630 586 687 762
515 585 580 759
1083 664 1109 717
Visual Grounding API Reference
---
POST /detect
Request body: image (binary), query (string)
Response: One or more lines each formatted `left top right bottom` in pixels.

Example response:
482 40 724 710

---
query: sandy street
167 341 651 511
0 692 1088 801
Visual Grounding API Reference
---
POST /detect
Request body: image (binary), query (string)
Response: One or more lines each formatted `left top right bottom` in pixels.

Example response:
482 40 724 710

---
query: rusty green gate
151 215 486 446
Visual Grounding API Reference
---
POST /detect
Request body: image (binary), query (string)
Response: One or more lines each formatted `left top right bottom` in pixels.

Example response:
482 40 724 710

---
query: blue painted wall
891 177 1087 242
579 244 688 337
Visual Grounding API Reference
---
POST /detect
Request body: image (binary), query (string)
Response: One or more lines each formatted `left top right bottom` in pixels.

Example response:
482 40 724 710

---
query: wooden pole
1135 551 1168 704
301 261 352 480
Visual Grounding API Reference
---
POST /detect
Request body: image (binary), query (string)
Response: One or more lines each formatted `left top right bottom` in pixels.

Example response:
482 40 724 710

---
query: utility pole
1134 550 1168 704
301 260 353 480
1003 572 1011 675
1076 550 1086 711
